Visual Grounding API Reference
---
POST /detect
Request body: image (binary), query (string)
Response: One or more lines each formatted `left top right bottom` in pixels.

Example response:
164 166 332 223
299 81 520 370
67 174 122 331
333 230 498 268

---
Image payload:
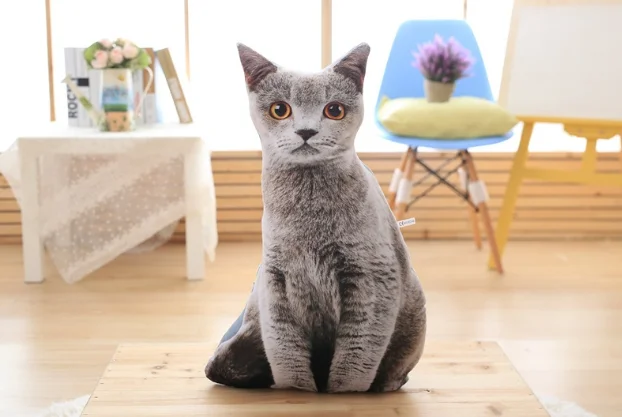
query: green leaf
83 42 101 68
130 49 151 70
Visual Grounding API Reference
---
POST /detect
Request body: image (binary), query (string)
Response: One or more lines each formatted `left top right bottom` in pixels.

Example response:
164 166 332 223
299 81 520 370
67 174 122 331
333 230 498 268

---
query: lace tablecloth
0 123 218 283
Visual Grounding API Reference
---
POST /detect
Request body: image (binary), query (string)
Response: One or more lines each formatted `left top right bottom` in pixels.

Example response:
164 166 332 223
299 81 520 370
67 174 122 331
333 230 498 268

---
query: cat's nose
295 129 318 142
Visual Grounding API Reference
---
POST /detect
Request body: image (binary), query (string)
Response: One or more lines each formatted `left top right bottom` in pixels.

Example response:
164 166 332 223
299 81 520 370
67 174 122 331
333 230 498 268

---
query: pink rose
91 50 109 69
122 43 138 59
99 38 112 49
109 46 124 64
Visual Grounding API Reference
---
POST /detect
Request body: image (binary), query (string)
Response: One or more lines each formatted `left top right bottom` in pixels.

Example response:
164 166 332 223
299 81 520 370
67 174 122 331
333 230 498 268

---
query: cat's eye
269 102 292 120
324 102 346 120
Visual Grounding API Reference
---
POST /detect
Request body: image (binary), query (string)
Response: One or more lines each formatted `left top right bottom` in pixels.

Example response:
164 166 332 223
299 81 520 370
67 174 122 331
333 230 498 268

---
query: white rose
110 46 124 64
91 50 109 69
122 43 139 59
99 38 113 49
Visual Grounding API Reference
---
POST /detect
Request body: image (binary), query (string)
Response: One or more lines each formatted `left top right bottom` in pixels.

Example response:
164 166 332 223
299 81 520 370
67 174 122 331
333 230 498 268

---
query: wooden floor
1 240 621 417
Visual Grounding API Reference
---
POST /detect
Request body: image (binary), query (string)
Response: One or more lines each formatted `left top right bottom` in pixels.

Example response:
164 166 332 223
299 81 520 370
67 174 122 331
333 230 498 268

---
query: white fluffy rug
36 393 597 417
36 395 89 417
537 395 598 417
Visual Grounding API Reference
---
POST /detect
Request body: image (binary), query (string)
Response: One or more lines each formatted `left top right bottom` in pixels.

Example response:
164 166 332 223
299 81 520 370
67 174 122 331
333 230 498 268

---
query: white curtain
0 0 618 154
0 1 50 153
188 0 322 152
466 0 514 100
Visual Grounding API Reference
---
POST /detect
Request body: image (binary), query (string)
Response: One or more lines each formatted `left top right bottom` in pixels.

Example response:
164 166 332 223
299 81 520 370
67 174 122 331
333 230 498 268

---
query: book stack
63 47 192 127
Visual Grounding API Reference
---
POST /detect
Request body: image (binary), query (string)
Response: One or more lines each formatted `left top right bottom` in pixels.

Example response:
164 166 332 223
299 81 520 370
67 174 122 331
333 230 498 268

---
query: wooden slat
210 196 622 210
0 235 21 244
213 208 622 222
214 183 622 198
0 200 18 211
0 187 14 199
208 156 622 173
4 206 620 226
2 151 622 244
176 220 622 234
169 232 619 243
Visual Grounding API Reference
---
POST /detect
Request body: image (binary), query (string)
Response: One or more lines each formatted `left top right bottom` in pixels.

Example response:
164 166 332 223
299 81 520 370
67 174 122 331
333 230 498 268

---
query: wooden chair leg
459 151 482 250
387 148 411 210
463 151 503 274
394 148 417 220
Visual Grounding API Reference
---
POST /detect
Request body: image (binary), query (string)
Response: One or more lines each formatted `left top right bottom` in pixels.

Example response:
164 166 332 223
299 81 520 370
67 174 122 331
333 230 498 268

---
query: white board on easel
498 0 622 125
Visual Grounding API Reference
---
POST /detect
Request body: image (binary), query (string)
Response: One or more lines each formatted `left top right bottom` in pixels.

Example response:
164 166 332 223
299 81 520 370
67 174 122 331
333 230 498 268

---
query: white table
13 123 216 283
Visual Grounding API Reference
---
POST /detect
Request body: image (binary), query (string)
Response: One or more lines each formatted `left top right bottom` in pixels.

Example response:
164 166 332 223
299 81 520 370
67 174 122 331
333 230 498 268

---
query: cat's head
237 43 370 165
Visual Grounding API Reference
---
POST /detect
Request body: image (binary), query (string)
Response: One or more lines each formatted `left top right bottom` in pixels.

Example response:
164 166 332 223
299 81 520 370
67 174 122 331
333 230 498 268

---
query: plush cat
204 43 427 393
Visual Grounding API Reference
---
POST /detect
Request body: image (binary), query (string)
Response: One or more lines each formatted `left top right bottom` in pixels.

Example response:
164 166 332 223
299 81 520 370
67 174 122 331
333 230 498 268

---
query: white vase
424 79 455 103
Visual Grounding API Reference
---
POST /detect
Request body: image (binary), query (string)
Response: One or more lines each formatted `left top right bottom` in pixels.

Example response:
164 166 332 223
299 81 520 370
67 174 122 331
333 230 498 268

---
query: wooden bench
81 341 548 416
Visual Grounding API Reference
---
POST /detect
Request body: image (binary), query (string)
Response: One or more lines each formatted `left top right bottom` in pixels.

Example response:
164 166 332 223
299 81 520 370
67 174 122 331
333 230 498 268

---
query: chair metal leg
387 148 411 210
394 148 417 220
464 151 503 274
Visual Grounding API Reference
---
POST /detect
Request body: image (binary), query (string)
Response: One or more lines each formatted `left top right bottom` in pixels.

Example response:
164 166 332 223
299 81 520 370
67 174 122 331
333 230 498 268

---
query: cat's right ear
237 43 278 92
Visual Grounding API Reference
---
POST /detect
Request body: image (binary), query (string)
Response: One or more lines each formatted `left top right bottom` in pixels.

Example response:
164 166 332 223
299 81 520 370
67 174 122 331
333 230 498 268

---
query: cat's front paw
327 377 371 393
383 376 409 392
272 376 318 392
204 356 223 384
368 375 410 393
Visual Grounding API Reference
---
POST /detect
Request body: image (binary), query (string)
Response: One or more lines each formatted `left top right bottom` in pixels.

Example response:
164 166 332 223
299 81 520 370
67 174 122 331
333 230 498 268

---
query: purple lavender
412 34 474 83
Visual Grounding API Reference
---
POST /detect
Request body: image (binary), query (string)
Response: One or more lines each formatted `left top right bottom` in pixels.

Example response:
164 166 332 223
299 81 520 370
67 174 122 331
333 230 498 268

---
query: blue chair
375 19 508 273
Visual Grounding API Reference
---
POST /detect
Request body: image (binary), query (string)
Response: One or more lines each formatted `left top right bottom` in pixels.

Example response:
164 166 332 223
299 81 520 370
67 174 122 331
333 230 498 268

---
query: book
65 48 88 127
72 48 92 127
155 48 193 123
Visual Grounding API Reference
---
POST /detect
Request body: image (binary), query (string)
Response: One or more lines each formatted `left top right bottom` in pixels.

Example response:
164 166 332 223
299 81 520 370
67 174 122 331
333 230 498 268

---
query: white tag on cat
397 218 416 228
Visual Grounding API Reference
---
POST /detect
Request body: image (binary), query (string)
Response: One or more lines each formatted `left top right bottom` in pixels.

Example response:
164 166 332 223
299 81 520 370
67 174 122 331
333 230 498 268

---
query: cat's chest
262 192 365 243
262 167 367 226
265 239 363 280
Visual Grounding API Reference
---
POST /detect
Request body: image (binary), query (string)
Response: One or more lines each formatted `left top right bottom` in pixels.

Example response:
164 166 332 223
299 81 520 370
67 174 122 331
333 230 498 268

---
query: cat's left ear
237 43 278 92
329 43 371 93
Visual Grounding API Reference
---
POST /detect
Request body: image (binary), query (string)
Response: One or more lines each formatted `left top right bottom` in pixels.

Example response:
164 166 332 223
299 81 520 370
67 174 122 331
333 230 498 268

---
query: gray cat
205 43 427 393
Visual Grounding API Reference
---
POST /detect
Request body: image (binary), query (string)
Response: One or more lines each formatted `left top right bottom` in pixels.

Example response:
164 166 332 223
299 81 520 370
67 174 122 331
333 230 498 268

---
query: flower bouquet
412 34 474 103
84 38 151 70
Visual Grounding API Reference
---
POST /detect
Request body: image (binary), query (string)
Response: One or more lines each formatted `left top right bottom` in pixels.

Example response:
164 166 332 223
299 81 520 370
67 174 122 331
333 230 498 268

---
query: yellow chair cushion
377 96 518 139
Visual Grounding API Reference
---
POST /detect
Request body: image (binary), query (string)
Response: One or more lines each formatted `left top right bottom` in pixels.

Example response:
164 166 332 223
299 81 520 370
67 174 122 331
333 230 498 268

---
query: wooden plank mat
2 150 622 244
81 341 548 417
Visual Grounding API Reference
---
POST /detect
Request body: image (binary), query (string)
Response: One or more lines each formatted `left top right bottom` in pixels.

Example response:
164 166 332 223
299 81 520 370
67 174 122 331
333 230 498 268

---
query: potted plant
412 34 474 103
83 38 153 131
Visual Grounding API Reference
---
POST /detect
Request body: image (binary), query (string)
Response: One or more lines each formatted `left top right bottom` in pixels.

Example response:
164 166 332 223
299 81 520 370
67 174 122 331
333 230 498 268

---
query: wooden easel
490 118 622 269
491 0 622 267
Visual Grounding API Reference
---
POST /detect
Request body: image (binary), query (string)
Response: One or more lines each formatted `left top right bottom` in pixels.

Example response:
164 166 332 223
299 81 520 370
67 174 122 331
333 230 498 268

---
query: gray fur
205 43 427 393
